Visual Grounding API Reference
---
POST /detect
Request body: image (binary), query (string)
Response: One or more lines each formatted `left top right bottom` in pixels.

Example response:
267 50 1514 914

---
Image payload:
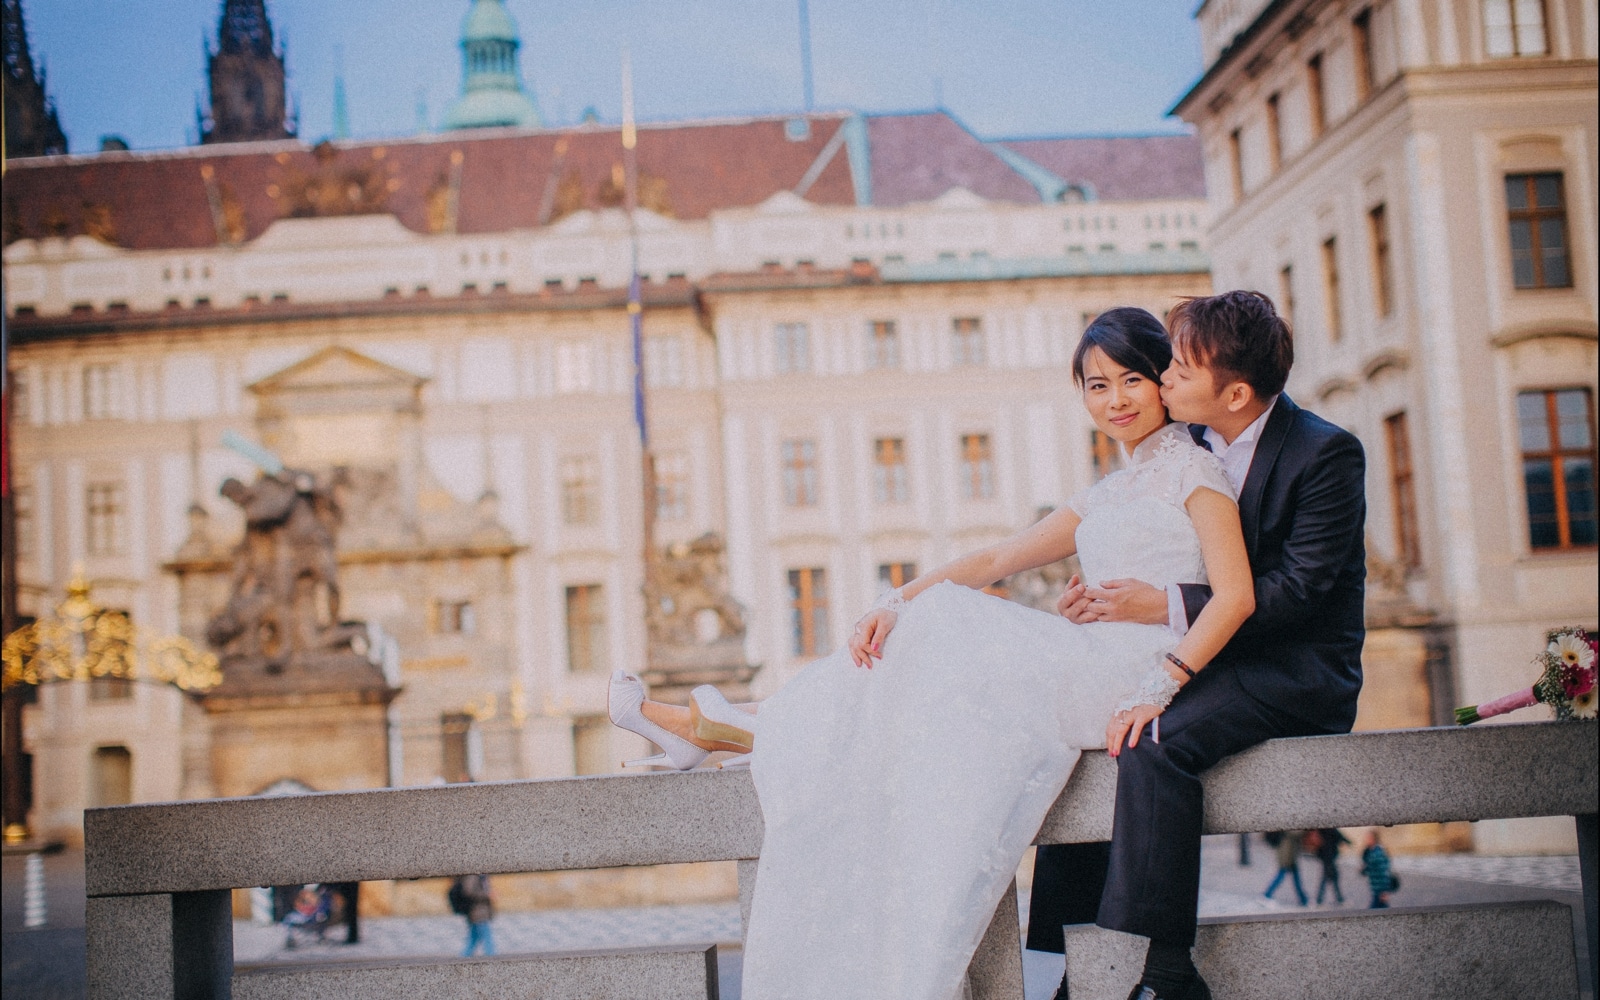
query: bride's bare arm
1107 487 1254 750
849 506 1082 666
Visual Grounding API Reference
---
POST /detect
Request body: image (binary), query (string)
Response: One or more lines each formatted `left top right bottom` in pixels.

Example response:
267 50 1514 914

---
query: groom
1034 290 1367 1000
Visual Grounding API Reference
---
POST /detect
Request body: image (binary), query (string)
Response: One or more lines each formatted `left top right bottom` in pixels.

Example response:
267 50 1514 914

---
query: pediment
248 345 428 396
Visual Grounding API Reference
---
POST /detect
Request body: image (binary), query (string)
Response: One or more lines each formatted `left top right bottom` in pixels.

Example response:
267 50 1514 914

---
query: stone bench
83 720 1597 999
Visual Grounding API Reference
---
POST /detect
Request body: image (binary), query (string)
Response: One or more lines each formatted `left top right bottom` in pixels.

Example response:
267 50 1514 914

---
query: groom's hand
1080 579 1169 625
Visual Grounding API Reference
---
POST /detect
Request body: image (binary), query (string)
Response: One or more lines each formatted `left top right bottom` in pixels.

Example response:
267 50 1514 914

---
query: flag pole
622 49 660 673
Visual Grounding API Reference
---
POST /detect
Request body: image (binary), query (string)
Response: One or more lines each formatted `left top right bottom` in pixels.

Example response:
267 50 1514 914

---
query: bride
609 307 1254 1000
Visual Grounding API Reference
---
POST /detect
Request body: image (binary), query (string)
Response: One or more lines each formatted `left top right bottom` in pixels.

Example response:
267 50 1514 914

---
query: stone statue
206 467 358 664
642 532 759 702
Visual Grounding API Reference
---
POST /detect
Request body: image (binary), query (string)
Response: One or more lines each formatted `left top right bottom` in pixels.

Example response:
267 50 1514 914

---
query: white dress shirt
1166 397 1279 635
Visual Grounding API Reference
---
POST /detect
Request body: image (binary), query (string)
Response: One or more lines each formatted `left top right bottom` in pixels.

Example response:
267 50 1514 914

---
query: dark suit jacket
1180 395 1366 732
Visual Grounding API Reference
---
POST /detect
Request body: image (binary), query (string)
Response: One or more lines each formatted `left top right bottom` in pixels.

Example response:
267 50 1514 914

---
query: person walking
1360 830 1397 909
1313 827 1350 904
449 874 496 956
1263 830 1308 905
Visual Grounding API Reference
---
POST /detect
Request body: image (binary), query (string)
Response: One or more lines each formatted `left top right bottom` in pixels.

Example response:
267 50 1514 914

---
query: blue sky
24 1 1204 152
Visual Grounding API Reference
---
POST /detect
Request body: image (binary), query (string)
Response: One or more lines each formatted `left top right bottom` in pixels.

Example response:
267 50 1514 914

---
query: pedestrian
1312 827 1350 904
1360 829 1398 909
449 874 496 956
1263 830 1309 905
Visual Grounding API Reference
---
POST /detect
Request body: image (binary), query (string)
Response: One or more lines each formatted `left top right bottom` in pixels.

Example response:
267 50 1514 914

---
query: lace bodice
1068 423 1235 591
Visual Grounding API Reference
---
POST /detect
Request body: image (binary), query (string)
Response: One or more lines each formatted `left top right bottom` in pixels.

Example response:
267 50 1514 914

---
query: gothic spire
3 0 68 157
201 0 294 144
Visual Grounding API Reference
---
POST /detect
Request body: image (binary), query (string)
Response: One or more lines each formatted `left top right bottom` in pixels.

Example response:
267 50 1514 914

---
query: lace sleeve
1065 483 1094 518
1177 448 1236 506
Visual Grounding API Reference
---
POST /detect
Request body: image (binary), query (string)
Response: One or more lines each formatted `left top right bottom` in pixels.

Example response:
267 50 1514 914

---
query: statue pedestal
202 651 398 798
640 638 759 706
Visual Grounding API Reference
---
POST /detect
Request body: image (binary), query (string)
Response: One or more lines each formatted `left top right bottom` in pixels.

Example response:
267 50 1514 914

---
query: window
774 322 811 374
873 438 909 504
1321 237 1343 342
1505 173 1572 289
1228 129 1244 201
645 335 685 388
1278 264 1296 329
90 676 134 701
82 363 121 421
781 439 819 507
1090 429 1122 481
866 320 901 369
565 584 608 672
1265 93 1283 173
1368 203 1394 317
86 482 126 557
1352 9 1375 102
961 434 995 500
1518 388 1597 550
1384 412 1422 569
560 456 599 526
434 599 476 635
13 485 34 560
1307 54 1327 137
91 746 133 807
1484 0 1548 57
878 562 918 591
10 369 31 425
572 715 612 776
787 568 829 657
555 341 594 393
950 317 985 367
654 450 689 521
439 712 479 783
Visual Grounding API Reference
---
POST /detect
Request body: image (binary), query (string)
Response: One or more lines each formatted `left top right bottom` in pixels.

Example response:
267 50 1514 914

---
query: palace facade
4 110 1211 844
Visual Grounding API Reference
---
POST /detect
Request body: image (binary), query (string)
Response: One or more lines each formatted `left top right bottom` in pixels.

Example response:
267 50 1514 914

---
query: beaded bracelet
1164 651 1196 680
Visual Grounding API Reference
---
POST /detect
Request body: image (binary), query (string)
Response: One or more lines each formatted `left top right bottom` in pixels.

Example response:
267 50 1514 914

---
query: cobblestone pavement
5 837 1591 1000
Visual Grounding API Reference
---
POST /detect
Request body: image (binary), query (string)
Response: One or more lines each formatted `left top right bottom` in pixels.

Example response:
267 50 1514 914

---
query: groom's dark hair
1167 290 1293 400
1071 307 1172 387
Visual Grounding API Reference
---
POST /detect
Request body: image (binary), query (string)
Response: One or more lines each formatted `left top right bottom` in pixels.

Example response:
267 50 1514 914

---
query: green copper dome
445 0 542 130
461 0 518 42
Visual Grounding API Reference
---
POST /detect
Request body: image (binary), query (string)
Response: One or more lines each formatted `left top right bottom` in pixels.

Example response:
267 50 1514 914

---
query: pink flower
1562 664 1596 699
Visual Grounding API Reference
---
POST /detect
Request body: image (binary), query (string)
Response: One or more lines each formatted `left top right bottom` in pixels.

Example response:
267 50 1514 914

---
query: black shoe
1125 974 1212 1000
1049 969 1071 1000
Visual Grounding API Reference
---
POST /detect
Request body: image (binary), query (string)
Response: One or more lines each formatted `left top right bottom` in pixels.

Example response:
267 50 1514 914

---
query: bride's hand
849 609 897 669
1107 704 1164 757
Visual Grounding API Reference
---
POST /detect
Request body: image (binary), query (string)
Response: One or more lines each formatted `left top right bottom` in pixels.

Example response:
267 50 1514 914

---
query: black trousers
1028 665 1328 949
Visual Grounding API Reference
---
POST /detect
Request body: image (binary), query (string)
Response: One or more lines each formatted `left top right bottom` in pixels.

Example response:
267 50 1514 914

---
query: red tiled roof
1 113 1207 253
866 113 1041 207
999 135 1205 201
2 114 859 250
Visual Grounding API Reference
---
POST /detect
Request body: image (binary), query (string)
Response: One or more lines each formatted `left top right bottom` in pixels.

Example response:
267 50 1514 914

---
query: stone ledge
232 944 718 1000
85 721 1596 897
1062 900 1581 1000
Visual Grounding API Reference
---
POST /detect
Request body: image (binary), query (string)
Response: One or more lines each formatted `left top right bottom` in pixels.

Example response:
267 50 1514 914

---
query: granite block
230 944 719 1000
86 894 174 1000
1062 900 1581 1000
86 768 763 897
1036 720 1598 844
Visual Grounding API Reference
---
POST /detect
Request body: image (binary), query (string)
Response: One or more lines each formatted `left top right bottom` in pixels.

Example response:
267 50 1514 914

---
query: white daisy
1551 633 1595 671
1572 686 1598 720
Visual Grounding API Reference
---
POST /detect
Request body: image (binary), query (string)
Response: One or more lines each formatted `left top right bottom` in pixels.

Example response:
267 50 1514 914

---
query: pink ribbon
1475 687 1539 720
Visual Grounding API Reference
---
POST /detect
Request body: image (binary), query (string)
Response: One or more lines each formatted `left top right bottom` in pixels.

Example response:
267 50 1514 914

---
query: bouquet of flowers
1455 626 1597 724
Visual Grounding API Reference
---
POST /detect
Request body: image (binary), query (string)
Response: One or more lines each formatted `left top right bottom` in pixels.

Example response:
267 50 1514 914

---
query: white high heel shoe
690 684 759 747
608 671 710 771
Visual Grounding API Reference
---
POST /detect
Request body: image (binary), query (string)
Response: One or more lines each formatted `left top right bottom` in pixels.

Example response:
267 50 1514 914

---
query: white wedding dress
742 423 1235 1000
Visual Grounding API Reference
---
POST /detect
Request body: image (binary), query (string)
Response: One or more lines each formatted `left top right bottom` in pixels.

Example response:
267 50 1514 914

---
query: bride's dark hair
1070 307 1173 387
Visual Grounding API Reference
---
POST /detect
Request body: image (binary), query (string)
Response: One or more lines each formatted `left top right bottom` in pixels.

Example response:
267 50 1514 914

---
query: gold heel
690 697 755 749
